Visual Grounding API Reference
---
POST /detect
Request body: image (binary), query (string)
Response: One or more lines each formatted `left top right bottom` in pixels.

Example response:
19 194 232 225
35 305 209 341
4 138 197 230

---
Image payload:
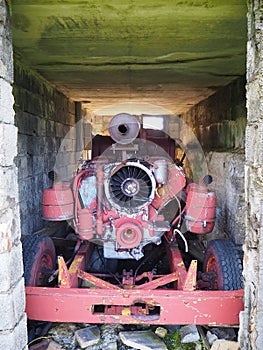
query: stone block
0 243 23 293
46 120 56 137
0 329 16 350
0 277 25 331
206 151 245 244
0 250 11 292
32 155 45 176
55 122 67 138
17 133 28 156
13 278 26 325
119 330 168 350
210 339 240 350
11 242 24 285
0 36 13 82
0 211 12 253
61 138 74 152
0 78 14 123
0 165 19 210
13 314 28 350
0 290 15 330
75 325 100 348
0 123 17 166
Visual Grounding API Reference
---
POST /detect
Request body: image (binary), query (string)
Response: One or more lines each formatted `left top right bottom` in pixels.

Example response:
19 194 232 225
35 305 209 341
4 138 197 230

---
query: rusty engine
42 113 216 263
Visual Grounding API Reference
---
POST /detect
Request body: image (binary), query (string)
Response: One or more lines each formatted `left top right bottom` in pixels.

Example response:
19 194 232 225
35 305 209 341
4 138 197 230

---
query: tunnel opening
1 0 256 349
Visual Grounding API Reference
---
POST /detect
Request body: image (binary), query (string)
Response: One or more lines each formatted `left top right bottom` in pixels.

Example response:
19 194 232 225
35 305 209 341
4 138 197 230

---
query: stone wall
239 1 263 349
14 63 77 235
177 76 246 152
0 1 27 349
169 77 247 246
206 151 246 245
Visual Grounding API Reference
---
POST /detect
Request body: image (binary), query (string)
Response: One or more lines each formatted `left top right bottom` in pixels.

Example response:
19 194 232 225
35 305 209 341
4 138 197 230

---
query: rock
206 330 218 345
195 344 202 350
29 339 50 350
119 330 168 350
210 339 240 350
155 327 168 338
47 341 63 350
179 325 200 343
75 325 100 349
29 340 62 350
100 323 121 343
210 327 236 341
106 341 118 350
48 323 77 348
166 325 180 333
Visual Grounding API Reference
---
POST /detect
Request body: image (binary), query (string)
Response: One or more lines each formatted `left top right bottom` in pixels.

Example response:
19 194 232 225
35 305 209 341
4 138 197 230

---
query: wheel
203 239 243 290
22 233 56 286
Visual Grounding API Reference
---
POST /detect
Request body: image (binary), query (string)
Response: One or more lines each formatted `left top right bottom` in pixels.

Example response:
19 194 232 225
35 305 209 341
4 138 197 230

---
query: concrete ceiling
11 0 247 115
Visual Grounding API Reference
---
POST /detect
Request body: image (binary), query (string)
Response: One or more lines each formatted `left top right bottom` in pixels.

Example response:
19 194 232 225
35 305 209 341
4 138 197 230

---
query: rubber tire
22 233 56 286
203 239 243 290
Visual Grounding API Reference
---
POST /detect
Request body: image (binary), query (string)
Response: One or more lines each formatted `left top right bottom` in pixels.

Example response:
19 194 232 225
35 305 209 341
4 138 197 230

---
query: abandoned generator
23 113 243 325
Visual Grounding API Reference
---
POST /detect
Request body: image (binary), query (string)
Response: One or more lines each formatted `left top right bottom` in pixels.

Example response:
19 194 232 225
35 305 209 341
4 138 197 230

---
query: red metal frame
25 242 244 326
25 287 243 325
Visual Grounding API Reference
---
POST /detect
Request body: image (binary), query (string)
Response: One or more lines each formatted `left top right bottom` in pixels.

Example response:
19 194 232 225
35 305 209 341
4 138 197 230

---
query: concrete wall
14 63 77 235
239 1 263 349
0 1 27 349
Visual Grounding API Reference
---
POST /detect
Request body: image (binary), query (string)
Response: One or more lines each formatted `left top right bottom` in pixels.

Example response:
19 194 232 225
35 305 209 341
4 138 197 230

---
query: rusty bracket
78 270 121 290
183 259 197 291
134 271 178 290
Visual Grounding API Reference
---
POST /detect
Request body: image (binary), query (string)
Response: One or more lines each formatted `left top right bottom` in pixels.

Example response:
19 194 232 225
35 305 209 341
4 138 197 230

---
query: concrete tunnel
0 0 262 349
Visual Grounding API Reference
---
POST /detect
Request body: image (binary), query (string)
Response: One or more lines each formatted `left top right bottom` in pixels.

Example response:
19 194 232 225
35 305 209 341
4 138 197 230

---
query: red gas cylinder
184 183 216 234
42 182 74 221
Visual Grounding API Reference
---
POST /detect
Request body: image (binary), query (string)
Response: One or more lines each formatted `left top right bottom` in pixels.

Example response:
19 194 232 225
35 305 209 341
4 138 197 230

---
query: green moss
164 330 198 350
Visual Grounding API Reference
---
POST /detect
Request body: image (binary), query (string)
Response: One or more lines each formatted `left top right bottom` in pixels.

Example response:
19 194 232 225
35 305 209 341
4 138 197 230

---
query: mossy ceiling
11 0 247 114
